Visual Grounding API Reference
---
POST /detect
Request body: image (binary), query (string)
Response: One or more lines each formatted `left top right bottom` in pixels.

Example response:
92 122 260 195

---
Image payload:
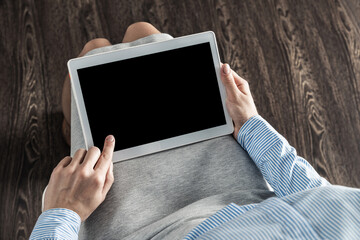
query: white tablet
68 31 233 162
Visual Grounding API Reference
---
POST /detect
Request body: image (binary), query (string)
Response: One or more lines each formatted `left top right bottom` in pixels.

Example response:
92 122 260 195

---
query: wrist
233 114 259 139
235 115 260 141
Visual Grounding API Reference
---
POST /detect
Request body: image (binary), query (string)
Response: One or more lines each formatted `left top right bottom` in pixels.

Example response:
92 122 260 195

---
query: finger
95 135 115 174
82 146 101 169
231 70 251 95
221 64 239 100
102 161 114 195
56 156 72 168
69 148 87 167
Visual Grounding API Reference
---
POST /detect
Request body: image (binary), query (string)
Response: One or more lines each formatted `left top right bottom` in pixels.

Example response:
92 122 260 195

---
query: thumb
221 63 238 100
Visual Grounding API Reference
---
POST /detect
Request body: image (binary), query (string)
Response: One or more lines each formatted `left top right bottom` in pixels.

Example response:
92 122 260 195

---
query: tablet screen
77 42 226 151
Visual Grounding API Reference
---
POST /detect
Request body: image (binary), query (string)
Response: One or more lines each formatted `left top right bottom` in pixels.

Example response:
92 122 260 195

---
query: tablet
68 31 233 162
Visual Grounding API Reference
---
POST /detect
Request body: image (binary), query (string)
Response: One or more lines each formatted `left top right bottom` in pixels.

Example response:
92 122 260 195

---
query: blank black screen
78 42 226 151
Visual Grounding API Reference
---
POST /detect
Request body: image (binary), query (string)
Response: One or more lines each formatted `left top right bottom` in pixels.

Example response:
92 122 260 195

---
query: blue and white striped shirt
30 115 360 239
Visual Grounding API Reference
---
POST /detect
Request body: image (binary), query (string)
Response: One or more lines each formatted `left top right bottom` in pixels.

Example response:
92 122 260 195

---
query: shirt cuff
30 208 81 240
236 115 283 157
237 115 263 147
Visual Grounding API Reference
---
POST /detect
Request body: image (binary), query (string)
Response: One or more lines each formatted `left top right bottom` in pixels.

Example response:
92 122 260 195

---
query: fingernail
223 64 231 75
106 135 114 142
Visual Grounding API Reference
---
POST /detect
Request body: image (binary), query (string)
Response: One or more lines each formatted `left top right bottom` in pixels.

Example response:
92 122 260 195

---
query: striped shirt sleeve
237 115 330 198
30 208 81 240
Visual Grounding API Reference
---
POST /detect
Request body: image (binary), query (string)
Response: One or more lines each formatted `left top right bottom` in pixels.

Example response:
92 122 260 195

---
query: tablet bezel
68 31 234 162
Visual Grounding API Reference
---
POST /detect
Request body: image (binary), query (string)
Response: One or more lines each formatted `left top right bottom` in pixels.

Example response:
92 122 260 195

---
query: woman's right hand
43 135 115 221
220 63 258 139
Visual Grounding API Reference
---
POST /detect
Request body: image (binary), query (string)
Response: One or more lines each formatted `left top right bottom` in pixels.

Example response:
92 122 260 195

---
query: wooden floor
0 0 359 239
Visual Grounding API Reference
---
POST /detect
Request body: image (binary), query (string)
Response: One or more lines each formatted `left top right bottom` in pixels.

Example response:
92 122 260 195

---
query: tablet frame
68 31 234 162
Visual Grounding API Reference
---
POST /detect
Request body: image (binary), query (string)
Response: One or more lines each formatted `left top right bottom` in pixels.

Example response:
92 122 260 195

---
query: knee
122 22 160 43
82 38 111 54
125 22 156 33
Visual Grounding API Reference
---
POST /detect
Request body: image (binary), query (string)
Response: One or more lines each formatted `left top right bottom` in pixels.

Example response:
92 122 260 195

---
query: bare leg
61 38 112 145
61 23 161 145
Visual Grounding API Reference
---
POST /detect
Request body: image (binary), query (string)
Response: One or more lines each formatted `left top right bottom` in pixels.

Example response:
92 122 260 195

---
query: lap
72 34 274 239
78 134 273 239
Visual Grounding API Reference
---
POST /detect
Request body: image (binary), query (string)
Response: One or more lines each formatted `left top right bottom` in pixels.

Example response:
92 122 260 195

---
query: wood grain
0 1 68 238
0 0 359 238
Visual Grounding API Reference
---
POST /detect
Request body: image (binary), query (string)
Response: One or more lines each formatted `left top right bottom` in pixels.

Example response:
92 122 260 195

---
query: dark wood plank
0 0 359 239
0 0 68 238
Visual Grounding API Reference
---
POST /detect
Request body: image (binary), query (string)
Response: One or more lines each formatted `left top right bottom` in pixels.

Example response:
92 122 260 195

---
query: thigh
62 38 112 126
70 33 174 156
63 22 160 126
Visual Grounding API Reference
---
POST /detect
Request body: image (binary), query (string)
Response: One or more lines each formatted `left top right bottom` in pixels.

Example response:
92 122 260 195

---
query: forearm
237 115 330 197
30 208 81 240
